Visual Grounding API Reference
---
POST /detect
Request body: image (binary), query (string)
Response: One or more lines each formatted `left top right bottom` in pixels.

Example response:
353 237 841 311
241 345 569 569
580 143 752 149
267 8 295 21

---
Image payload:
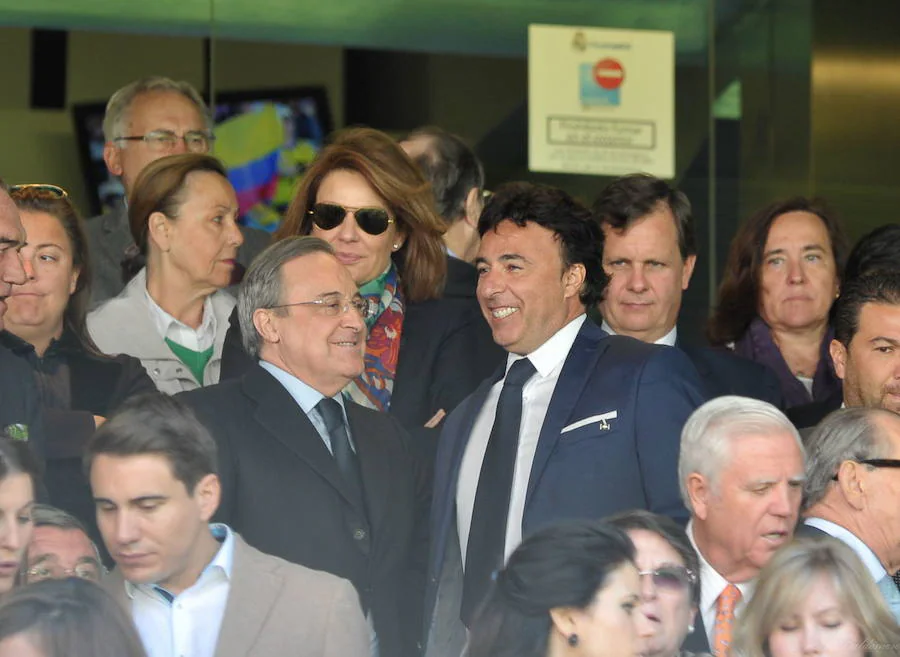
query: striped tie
713 583 741 657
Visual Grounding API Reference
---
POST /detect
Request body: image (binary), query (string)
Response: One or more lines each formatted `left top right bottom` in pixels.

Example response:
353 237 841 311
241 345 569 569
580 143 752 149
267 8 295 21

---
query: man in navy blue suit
422 182 707 657
592 173 784 407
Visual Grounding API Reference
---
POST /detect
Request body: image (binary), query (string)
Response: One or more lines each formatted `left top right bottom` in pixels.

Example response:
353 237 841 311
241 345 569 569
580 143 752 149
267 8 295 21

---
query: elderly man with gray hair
678 396 805 657
21 504 104 584
797 406 900 621
87 75 269 304
178 236 428 657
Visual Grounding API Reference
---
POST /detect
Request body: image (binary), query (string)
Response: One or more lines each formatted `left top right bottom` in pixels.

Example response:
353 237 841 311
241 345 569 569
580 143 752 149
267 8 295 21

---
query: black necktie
461 357 536 626
316 398 366 512
892 570 900 592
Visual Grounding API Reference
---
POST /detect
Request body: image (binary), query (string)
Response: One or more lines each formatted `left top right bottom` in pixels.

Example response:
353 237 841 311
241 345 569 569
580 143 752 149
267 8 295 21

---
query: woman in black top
2 184 154 553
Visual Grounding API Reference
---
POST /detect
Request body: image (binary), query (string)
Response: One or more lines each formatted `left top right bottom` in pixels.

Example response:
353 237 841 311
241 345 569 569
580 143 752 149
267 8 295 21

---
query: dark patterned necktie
316 398 365 511
460 357 536 626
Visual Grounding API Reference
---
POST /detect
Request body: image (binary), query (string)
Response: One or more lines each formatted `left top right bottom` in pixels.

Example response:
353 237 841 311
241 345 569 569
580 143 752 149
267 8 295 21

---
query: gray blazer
104 533 371 657
86 202 271 306
86 268 234 394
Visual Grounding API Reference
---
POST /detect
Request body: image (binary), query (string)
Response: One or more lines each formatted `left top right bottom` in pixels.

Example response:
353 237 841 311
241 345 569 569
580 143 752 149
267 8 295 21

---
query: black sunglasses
308 202 394 236
832 458 900 481
638 566 696 592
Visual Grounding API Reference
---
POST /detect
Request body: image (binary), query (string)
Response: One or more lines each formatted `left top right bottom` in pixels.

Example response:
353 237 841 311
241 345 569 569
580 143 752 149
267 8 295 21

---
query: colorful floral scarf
343 263 404 411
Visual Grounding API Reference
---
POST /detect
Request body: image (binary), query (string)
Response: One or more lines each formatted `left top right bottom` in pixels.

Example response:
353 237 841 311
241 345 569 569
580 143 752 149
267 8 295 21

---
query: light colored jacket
104 533 371 657
87 267 234 395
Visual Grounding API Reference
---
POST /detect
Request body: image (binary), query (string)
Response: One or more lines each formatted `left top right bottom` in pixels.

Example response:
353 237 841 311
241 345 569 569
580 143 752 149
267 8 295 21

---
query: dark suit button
353 528 367 540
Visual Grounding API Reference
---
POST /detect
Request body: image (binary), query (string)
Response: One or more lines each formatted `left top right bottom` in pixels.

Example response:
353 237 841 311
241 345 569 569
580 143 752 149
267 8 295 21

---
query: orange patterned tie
713 583 741 657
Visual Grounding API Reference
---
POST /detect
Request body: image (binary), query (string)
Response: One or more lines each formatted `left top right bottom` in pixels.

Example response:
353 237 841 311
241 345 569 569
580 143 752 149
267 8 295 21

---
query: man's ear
194 473 221 521
253 308 279 345
686 473 710 521
464 187 483 228
830 339 848 381
681 254 697 290
837 460 867 511
563 263 587 300
103 142 123 177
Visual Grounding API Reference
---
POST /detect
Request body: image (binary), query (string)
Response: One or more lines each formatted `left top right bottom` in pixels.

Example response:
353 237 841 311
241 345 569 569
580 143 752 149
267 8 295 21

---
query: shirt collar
143 287 217 345
803 517 887 580
124 523 235 601
687 520 756 615
509 314 586 378
258 360 347 417
600 319 678 346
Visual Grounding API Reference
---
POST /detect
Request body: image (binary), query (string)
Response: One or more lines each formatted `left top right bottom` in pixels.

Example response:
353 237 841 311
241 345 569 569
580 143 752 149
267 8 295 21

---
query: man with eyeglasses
178 236 428 657
87 76 269 304
22 504 104 584
798 407 900 622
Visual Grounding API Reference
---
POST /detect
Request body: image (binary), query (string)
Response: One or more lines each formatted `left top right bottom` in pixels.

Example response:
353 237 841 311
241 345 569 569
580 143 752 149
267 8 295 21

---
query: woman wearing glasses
87 153 243 395
465 519 642 657
733 538 900 657
1 184 154 550
607 510 706 657
223 127 501 430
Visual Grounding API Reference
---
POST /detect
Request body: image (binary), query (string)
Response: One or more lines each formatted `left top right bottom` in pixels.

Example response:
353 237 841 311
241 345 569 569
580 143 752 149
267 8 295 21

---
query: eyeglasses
26 561 103 582
8 184 68 199
308 202 394 236
831 458 900 480
114 130 215 154
637 566 696 592
267 294 378 320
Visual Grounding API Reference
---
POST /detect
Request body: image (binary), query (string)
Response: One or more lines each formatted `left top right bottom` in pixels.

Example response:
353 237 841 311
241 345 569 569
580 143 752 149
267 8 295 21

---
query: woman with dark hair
88 154 244 394
466 519 641 657
0 433 40 598
2 184 153 556
708 197 849 410
0 577 147 657
223 127 502 429
607 510 705 657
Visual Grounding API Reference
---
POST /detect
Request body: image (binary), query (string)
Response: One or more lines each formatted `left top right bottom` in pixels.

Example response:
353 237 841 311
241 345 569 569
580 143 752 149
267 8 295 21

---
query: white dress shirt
803 517 887 581
600 320 678 347
258 360 354 454
457 314 586 565
687 521 755 646
127 524 235 657
144 288 217 352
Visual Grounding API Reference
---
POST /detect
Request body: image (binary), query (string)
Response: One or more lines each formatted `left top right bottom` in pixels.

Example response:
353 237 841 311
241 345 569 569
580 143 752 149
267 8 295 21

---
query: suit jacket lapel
525 322 609 506
214 535 281 657
242 365 363 512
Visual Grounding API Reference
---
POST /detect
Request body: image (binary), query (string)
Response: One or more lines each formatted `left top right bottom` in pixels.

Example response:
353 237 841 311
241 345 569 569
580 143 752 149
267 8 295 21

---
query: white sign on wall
528 24 675 179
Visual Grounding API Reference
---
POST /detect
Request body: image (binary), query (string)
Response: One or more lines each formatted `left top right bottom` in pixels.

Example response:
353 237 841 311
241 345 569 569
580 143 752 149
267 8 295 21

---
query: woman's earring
392 243 401 251
687 624 695 633
567 633 579 647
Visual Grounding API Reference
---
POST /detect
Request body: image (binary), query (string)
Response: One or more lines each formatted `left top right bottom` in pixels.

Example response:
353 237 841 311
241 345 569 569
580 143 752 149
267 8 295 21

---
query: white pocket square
561 411 618 434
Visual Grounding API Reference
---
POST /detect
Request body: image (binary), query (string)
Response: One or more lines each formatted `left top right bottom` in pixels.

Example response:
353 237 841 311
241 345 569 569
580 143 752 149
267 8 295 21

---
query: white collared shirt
803 517 887 581
457 314 587 565
687 521 755 646
144 287 217 352
600 319 678 347
127 524 234 657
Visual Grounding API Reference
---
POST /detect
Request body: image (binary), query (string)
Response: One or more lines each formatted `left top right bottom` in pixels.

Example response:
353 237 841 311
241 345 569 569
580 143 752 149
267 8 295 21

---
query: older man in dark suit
424 182 707 657
592 174 784 407
179 236 428 657
89 393 369 657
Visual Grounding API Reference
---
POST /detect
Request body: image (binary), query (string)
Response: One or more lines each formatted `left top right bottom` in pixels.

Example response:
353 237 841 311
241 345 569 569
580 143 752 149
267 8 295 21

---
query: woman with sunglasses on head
87 153 244 395
222 127 502 430
465 518 643 657
2 185 154 550
607 510 707 657
0 432 40 600
733 538 900 657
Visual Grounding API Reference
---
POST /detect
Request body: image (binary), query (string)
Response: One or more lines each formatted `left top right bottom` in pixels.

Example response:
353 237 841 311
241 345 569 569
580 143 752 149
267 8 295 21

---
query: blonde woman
733 538 900 657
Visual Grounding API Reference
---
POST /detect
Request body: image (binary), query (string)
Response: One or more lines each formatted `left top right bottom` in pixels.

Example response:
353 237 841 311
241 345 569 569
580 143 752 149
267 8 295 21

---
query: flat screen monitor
72 85 333 232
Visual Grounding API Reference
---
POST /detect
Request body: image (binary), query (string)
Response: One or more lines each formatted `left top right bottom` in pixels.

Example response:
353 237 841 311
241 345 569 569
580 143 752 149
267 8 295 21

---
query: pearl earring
687 624 695 633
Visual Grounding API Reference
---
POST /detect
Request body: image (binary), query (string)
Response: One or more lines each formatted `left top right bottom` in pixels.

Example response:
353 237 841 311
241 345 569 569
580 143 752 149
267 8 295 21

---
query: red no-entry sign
593 58 625 90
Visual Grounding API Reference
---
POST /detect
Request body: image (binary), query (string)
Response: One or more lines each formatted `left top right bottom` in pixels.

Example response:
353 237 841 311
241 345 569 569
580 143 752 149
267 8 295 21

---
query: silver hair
22 504 105 580
102 76 211 142
237 236 336 358
803 407 893 510
678 396 804 512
